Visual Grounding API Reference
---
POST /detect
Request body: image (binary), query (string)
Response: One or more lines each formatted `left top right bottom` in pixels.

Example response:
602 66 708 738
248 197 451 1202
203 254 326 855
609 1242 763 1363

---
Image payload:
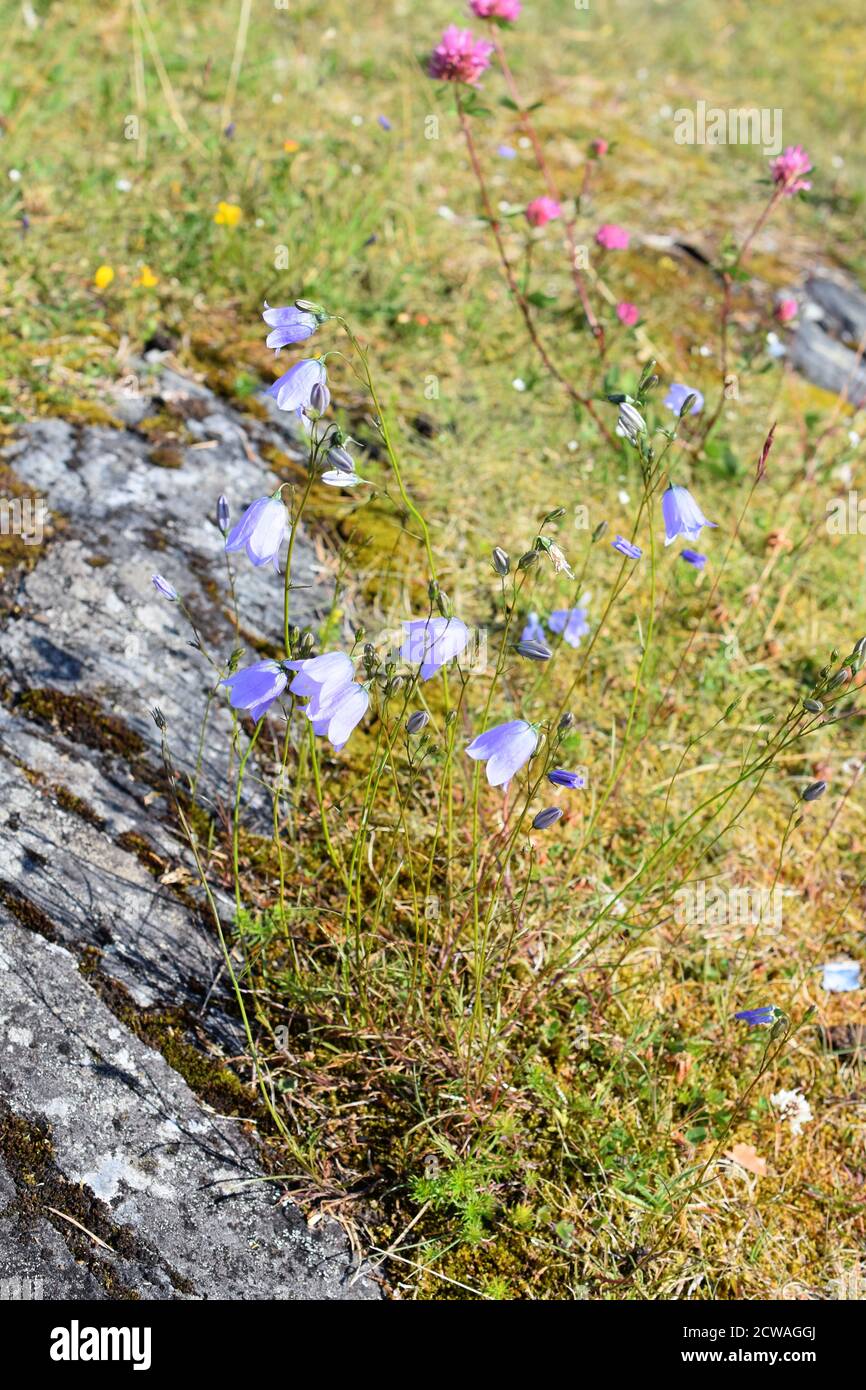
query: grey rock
0 370 379 1301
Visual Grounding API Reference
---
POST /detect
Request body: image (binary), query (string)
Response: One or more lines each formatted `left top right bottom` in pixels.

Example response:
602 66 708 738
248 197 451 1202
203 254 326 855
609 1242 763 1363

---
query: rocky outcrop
0 362 379 1300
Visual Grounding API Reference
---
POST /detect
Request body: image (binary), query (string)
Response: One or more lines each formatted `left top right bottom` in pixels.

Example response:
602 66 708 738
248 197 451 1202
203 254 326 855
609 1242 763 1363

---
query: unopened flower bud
803 698 823 714
515 639 552 661
592 520 609 543
310 382 329 414
558 712 575 731
802 780 827 802
518 551 539 570
532 806 563 830
217 495 230 532
328 445 355 474
492 546 510 576
406 711 429 734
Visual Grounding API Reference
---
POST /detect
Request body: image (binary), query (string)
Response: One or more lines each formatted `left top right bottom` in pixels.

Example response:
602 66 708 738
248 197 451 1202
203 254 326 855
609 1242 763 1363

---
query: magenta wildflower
428 26 493 85
525 196 562 227
590 138 608 158
775 297 798 323
469 0 522 19
466 719 538 787
770 145 812 196
616 301 639 327
596 224 629 250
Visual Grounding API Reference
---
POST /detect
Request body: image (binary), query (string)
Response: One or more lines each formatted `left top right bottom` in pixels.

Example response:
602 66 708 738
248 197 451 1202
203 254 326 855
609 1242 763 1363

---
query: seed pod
543 507 566 524
406 711 429 734
803 698 823 713
532 806 563 830
518 550 539 570
678 393 698 419
829 667 851 689
492 546 510 576
802 780 827 802
592 520 609 543
558 712 575 731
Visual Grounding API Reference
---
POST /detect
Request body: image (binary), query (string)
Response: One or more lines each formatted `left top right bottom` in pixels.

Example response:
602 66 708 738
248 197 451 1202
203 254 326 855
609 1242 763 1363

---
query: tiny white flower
437 205 456 222
766 331 786 359
512 377 526 392
770 1088 812 1137
351 114 363 126
9 168 21 182
618 489 630 505
848 430 860 447
116 178 132 192
518 136 531 149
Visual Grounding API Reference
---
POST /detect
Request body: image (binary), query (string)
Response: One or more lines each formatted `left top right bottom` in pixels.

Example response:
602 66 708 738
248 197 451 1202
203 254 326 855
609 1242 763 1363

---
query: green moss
15 688 147 762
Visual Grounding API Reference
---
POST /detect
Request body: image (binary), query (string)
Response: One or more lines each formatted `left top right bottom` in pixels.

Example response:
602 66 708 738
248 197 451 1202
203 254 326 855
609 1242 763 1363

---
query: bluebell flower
548 607 590 648
267 358 329 416
611 535 642 560
152 574 177 601
223 660 288 722
225 494 288 571
532 807 563 830
664 382 704 415
288 652 369 750
521 612 546 644
262 301 319 351
378 115 392 130
402 617 469 679
497 143 517 159
661 485 717 547
733 1006 777 1027
548 768 585 789
680 548 707 569
822 960 861 992
515 639 552 661
466 719 538 787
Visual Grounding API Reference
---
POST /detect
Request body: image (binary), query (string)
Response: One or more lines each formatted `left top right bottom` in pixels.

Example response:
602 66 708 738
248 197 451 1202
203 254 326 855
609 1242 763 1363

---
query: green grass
2 0 866 1301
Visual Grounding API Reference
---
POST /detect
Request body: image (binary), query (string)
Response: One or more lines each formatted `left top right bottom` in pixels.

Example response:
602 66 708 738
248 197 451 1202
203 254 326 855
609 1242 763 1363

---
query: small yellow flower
282 139 299 154
93 264 115 290
134 265 158 288
214 200 242 228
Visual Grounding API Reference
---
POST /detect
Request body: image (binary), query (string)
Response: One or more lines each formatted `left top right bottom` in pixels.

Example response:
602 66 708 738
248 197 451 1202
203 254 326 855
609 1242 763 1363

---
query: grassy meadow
1 0 865 1300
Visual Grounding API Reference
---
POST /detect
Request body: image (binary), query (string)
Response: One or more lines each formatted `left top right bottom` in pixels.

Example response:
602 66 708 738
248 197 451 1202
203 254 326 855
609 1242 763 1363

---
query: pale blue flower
267 358 328 414
466 719 538 787
662 485 717 547
521 612 545 644
822 960 860 992
402 617 469 679
225 495 287 571
548 607 590 648
262 301 318 351
664 382 704 415
223 660 288 721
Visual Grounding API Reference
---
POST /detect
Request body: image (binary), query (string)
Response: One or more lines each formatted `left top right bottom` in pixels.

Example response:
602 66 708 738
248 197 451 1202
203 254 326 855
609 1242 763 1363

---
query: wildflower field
1 0 865 1307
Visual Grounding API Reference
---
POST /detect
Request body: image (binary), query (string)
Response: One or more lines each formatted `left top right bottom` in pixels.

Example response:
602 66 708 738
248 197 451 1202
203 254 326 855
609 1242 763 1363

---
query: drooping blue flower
267 358 329 415
288 651 369 750
152 574 177 601
520 612 546 644
262 301 318 351
466 719 538 787
662 485 717 547
611 535 642 560
402 617 470 679
664 382 704 415
680 548 707 569
733 1005 777 1027
822 960 860 992
548 768 585 789
223 660 288 722
548 607 590 648
378 115 392 131
225 494 287 572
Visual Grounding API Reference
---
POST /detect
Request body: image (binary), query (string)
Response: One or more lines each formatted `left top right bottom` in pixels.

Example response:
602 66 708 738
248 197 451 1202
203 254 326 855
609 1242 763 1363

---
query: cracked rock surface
0 363 378 1301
